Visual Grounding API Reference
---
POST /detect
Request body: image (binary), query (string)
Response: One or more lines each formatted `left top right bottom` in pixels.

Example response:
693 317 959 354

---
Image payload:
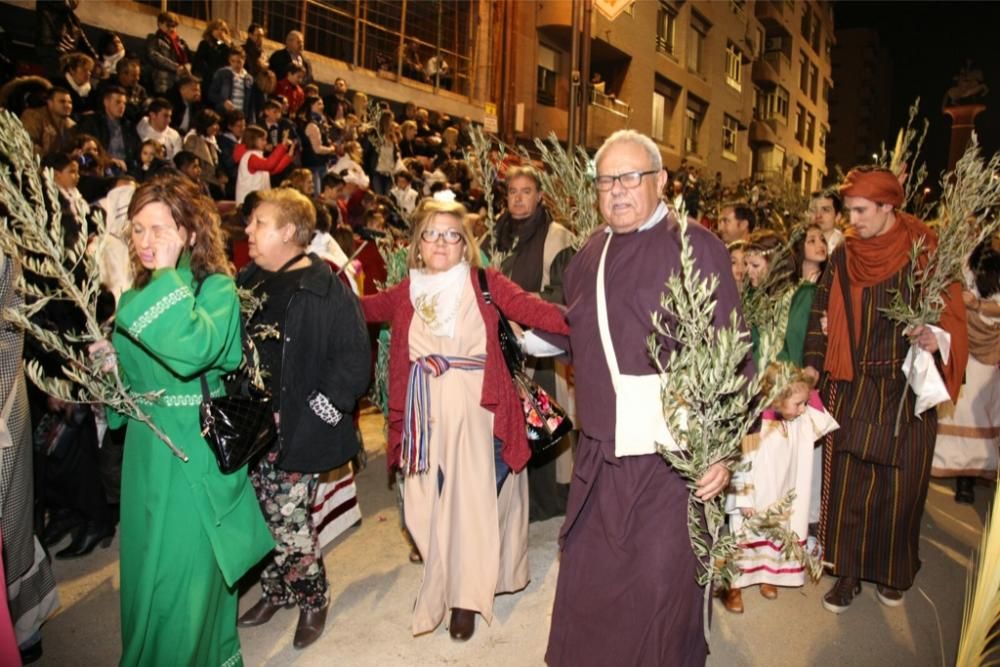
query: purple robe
543 213 748 667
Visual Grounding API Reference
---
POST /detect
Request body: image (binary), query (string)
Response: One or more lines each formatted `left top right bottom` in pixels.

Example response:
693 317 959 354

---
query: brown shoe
293 606 328 650
238 598 293 627
876 585 904 607
759 583 779 600
822 577 861 614
449 607 476 640
722 587 744 614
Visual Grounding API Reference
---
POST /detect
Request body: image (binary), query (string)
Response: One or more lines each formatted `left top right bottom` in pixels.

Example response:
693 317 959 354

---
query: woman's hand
740 508 754 518
153 225 188 270
695 462 731 501
88 339 117 374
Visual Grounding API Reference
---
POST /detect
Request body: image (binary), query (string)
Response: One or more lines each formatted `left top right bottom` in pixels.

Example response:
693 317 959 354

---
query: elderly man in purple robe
529 130 744 666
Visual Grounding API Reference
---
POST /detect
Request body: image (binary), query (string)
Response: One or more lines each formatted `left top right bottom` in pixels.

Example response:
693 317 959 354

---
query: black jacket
75 112 141 173
238 255 371 473
268 49 313 85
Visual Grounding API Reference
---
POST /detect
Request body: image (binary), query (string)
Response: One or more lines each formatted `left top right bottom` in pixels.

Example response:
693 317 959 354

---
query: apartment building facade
748 0 835 192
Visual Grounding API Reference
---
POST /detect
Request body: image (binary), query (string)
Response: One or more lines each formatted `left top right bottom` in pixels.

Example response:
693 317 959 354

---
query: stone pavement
37 412 988 666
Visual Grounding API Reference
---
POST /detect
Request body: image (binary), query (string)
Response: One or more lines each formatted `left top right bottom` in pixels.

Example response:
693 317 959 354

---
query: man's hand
740 508 754 518
908 324 939 353
820 310 828 336
695 462 730 501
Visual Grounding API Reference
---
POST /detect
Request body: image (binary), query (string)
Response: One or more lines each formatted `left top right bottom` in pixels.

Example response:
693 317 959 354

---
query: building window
725 42 742 91
537 44 558 106
684 96 707 154
756 85 790 124
730 0 747 15
652 76 680 144
809 64 819 102
799 51 809 93
795 103 806 143
802 161 814 194
688 12 710 75
800 5 812 40
722 114 739 160
819 125 828 151
805 112 816 149
825 37 834 61
656 3 677 56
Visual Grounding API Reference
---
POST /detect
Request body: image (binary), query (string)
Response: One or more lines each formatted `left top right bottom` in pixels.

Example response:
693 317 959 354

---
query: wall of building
506 1 837 189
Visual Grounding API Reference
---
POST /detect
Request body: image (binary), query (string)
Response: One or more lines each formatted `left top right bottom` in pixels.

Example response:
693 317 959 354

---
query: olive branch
0 109 186 460
648 209 783 640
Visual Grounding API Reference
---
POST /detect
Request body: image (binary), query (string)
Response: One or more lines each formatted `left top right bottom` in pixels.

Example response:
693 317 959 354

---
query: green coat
111 260 273 667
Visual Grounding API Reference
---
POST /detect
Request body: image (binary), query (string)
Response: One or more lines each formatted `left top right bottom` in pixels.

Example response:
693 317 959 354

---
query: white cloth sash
595 232 682 456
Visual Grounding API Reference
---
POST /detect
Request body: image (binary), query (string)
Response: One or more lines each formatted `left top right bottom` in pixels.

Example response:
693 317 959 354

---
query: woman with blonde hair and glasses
89 174 273 665
362 199 568 641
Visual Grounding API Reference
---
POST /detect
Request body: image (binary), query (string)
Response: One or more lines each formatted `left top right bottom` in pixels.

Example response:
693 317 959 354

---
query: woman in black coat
234 186 370 650
192 19 233 84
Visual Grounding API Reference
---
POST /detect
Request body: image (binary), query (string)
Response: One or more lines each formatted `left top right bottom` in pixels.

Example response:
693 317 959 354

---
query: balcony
589 88 631 119
586 89 631 148
755 1 787 30
749 118 779 146
752 57 781 88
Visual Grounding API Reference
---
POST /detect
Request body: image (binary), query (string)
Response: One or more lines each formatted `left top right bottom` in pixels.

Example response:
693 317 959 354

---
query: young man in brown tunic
803 168 967 612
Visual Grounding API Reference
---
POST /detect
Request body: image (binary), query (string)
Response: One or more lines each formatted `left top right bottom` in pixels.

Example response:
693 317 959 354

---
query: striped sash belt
402 354 487 474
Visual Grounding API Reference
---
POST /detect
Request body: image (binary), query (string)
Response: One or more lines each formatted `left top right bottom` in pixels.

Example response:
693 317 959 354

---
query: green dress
110 260 274 667
778 281 817 366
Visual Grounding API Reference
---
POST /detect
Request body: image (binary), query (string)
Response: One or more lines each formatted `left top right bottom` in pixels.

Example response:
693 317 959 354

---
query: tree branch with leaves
0 109 186 461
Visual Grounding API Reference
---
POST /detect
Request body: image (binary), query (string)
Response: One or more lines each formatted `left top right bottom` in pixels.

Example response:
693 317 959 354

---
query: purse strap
476 268 525 374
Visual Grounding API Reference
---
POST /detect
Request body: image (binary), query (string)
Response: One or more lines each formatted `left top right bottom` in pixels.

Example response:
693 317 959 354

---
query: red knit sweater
362 267 569 473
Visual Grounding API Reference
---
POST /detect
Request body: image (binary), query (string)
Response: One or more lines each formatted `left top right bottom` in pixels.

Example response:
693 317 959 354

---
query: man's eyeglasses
420 228 464 244
594 170 658 192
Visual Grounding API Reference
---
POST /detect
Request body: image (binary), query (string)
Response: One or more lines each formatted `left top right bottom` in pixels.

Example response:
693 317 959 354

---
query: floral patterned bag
477 269 573 455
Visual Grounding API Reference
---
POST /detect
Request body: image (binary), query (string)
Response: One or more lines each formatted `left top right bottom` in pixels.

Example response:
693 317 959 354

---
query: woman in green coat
92 176 273 666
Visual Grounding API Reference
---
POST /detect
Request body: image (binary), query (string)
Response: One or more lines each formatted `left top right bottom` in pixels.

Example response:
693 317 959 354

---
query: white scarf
65 75 91 99
409 261 469 338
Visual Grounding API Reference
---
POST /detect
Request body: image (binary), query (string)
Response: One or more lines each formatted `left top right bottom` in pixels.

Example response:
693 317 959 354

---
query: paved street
37 412 988 666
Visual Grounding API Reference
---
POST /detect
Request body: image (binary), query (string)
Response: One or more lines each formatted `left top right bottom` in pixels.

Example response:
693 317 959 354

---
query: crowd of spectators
4 9 488 271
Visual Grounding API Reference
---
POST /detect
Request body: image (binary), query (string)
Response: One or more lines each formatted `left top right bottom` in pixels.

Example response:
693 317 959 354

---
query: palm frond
956 489 1000 666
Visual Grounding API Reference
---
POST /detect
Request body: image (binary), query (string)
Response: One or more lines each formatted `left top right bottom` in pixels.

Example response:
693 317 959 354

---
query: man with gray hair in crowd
535 130 747 666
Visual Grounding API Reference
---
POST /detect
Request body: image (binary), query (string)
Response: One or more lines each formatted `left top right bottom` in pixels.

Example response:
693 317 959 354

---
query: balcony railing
589 88 631 119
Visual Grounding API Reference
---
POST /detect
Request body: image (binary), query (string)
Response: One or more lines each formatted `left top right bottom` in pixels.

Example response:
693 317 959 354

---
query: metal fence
140 1 478 96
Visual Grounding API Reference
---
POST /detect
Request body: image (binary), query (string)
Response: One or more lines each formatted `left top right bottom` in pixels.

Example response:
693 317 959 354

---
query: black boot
955 476 976 505
55 522 114 559
41 510 79 547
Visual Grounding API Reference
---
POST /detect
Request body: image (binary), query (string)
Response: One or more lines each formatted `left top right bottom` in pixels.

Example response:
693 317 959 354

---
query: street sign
484 102 498 133
594 0 632 21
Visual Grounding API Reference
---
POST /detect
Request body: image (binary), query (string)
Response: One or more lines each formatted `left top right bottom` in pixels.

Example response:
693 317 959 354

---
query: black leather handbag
476 269 573 455
195 280 276 474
